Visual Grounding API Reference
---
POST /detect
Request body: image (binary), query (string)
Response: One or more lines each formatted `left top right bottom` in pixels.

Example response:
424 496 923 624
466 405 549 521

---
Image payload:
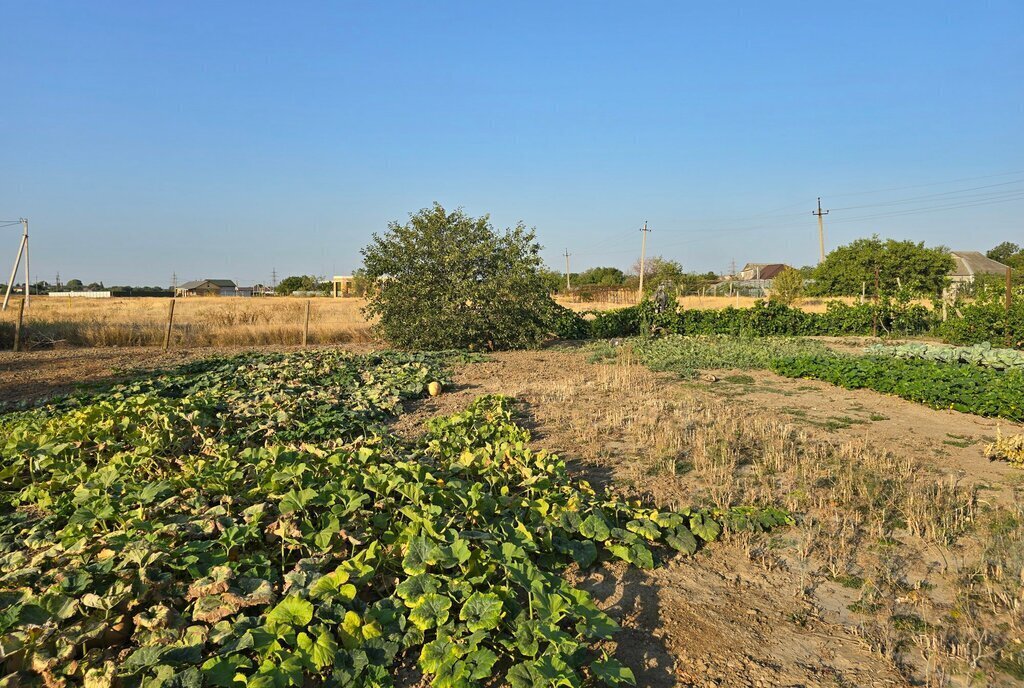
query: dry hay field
2 340 1023 686
0 296 374 349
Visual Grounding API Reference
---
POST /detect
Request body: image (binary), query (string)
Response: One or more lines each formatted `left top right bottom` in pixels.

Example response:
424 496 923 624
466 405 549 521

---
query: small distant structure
948 251 1009 286
175 279 249 297
734 263 791 281
331 275 356 298
714 262 794 297
49 291 112 299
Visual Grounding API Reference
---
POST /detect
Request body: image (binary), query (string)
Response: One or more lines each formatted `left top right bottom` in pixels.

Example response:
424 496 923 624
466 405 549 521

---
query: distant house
331 275 355 297
948 251 1009 285
175 279 244 297
735 263 791 281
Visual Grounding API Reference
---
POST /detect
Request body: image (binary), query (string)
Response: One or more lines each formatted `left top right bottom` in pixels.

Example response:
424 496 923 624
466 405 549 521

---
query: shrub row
770 354 1024 421
576 299 1023 350
583 299 935 340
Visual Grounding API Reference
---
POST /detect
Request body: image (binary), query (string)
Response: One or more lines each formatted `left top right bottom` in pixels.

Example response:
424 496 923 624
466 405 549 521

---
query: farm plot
0 350 786 687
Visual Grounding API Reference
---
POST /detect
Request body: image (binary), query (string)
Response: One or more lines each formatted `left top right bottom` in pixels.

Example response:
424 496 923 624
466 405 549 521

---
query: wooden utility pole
12 297 25 352
638 221 651 297
813 198 829 264
2 219 29 311
163 299 176 349
563 249 571 292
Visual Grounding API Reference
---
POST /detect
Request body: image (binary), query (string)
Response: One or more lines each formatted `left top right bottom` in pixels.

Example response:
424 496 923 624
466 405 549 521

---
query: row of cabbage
865 341 1024 371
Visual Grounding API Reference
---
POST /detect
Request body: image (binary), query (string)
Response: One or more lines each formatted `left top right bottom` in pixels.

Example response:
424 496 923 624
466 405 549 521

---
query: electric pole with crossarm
813 197 829 263
637 221 651 297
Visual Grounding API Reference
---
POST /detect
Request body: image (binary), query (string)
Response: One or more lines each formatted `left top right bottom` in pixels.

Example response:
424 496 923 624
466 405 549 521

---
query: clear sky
2 1 1022 286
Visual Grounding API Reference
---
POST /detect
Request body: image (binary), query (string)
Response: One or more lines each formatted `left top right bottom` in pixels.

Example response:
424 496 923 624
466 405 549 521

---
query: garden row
617 335 1024 423
770 355 1024 422
567 298 1024 349
0 350 788 687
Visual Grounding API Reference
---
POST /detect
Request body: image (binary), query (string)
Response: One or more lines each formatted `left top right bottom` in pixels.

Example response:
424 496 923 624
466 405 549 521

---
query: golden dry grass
0 297 374 348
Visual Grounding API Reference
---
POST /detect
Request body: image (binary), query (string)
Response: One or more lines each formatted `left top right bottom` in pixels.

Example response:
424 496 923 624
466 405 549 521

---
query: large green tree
808 236 954 297
987 242 1024 272
361 203 563 349
576 266 626 287
275 275 327 295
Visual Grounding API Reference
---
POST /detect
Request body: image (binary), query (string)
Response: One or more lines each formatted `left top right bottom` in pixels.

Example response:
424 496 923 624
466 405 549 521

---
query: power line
824 168 1024 200
829 179 1024 211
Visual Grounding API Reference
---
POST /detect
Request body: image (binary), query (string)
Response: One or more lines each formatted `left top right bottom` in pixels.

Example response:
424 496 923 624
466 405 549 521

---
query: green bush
938 299 1024 349
361 203 563 350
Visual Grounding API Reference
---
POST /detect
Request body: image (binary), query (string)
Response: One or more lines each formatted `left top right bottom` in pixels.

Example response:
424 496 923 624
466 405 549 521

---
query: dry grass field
0 296 374 349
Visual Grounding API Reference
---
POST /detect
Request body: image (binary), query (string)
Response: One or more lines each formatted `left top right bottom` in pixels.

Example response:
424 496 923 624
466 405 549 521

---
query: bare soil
3 345 1021 687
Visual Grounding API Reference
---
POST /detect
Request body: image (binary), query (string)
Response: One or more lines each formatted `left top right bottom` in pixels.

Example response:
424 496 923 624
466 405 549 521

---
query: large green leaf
408 593 452 631
458 592 503 632
265 595 313 629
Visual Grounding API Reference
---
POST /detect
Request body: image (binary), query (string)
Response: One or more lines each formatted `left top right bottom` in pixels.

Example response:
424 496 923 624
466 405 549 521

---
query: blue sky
1 1 1022 286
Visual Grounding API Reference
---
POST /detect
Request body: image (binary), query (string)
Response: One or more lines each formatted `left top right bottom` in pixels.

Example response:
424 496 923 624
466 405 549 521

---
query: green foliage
866 341 1024 371
577 266 626 287
585 298 936 340
938 293 1024 350
768 267 804 306
987 242 1024 271
361 203 563 350
538 267 566 294
808 236 954 297
771 354 1024 421
634 256 685 297
547 303 591 340
275 275 327 295
0 350 790 687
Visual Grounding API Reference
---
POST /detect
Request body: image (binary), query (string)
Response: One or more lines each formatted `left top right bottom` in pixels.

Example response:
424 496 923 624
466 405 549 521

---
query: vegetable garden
0 350 788 687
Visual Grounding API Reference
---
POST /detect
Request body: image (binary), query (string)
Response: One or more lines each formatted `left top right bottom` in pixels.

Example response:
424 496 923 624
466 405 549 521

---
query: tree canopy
576 266 626 287
361 203 565 349
275 275 327 295
808 237 954 297
987 242 1024 271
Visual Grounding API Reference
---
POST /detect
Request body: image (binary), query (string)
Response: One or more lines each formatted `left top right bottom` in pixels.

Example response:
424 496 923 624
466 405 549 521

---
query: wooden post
302 300 311 347
872 266 880 338
12 296 26 352
1007 268 1013 347
163 298 175 350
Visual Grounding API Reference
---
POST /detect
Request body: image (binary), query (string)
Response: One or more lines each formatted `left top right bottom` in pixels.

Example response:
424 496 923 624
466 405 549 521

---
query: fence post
302 299 311 347
12 296 26 352
163 298 175 350
1007 268 1013 348
872 267 880 338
